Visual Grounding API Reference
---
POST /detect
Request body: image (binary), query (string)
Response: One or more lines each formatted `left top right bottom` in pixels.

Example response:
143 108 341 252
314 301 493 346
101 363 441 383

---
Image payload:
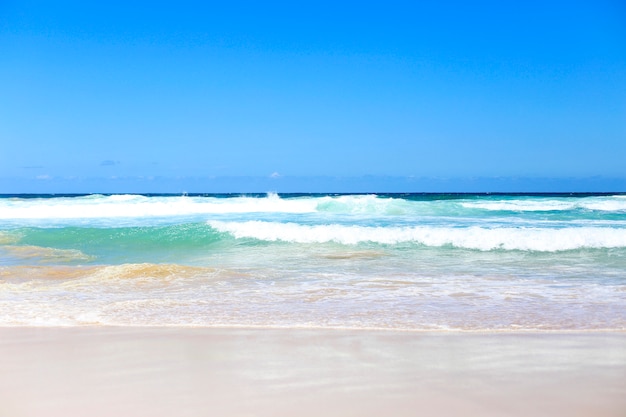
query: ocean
1 192 625 330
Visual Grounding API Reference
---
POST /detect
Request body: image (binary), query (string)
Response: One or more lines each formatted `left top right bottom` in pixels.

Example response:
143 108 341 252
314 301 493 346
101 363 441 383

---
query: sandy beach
0 327 624 417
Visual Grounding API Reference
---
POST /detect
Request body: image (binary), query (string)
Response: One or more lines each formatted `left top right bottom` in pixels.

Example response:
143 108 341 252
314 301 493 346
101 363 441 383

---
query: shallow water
1 193 625 329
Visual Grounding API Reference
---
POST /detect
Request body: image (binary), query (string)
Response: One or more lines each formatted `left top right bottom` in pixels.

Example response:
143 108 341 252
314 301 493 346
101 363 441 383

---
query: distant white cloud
270 172 281 179
100 160 120 166
36 174 52 180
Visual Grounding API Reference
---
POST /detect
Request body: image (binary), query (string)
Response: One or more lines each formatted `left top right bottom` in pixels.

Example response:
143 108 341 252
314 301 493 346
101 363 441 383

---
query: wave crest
207 220 626 251
461 198 626 212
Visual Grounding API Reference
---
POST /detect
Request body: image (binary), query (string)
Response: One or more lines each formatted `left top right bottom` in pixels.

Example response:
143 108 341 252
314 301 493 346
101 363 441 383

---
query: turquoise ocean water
1 193 625 330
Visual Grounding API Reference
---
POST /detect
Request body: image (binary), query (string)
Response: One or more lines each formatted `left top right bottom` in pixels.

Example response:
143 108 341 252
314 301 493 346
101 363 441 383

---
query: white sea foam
461 197 626 212
0 194 411 220
0 194 318 219
2 194 625 221
207 220 626 251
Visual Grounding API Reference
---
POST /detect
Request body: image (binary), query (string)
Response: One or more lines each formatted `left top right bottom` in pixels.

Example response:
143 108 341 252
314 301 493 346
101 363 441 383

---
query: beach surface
1 327 624 417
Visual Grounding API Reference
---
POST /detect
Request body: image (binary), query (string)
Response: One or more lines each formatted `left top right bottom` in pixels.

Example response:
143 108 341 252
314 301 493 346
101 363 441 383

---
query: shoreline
1 327 624 417
1 324 626 333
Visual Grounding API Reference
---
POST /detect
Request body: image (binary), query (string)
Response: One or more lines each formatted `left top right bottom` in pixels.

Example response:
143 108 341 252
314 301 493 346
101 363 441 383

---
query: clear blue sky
1 0 625 192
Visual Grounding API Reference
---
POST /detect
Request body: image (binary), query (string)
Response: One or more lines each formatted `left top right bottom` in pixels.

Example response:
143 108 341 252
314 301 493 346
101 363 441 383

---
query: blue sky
1 0 625 192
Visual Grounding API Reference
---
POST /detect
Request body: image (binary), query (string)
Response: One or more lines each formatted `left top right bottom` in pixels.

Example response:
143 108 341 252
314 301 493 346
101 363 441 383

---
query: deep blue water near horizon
3 191 625 199
1 192 625 329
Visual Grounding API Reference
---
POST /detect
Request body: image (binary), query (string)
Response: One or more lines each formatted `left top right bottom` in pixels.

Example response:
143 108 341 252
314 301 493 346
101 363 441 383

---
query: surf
207 220 626 251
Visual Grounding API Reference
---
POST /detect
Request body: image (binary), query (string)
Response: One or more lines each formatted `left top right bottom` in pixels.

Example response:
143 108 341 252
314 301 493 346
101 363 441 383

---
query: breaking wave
1 194 625 223
207 220 626 251
460 197 626 212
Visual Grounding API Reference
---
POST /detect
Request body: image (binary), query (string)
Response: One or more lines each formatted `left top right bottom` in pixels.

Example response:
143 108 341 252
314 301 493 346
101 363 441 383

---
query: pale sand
0 328 624 417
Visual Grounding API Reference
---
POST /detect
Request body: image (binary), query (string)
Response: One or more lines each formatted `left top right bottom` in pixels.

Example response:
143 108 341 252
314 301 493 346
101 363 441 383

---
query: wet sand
0 328 624 417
